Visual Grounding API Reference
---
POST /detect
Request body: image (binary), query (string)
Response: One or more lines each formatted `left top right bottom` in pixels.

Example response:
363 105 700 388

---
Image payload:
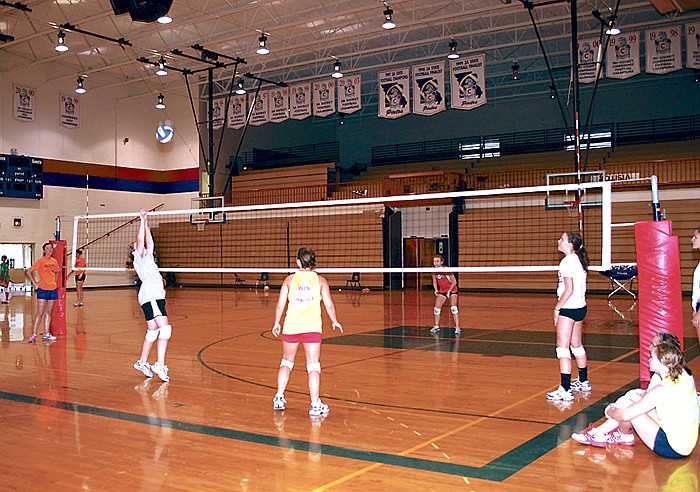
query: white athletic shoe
430 325 440 333
570 378 592 392
134 360 154 378
546 386 574 401
273 395 286 411
152 362 170 382
309 400 329 416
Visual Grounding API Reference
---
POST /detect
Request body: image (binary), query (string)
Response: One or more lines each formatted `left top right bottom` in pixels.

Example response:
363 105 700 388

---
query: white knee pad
571 345 586 357
306 362 321 374
280 359 294 370
434 307 441 316
158 324 172 340
450 306 459 315
145 329 159 342
556 347 571 359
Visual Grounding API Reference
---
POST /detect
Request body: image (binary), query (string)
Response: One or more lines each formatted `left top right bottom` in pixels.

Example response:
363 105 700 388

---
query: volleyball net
72 179 619 285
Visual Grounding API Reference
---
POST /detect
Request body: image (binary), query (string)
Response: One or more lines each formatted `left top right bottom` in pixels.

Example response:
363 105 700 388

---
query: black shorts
559 306 587 322
141 299 167 321
696 301 700 312
75 274 86 282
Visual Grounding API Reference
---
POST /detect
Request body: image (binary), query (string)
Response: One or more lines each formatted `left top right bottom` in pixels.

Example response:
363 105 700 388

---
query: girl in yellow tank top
271 248 343 417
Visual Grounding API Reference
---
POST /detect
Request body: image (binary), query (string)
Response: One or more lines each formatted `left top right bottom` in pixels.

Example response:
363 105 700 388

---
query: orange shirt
31 256 60 290
74 256 86 274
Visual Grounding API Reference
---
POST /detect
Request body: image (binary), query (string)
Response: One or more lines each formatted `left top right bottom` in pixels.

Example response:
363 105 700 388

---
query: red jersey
433 268 457 294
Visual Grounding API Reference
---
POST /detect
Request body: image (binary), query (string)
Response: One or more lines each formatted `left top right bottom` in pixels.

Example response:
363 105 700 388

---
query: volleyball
156 121 174 144
263 285 269 292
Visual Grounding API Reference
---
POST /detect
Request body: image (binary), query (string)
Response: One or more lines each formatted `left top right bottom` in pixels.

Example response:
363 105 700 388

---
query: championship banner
227 94 247 129
59 94 80 129
14 85 35 122
290 82 312 120
645 26 682 74
337 75 362 114
378 67 410 119
269 87 290 123
248 91 269 126
685 22 700 69
450 55 486 111
313 80 335 117
212 98 225 130
577 37 604 83
606 32 641 80
412 61 445 116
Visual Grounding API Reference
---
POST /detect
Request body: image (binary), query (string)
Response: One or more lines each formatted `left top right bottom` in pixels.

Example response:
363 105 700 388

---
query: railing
370 114 699 165
463 157 700 190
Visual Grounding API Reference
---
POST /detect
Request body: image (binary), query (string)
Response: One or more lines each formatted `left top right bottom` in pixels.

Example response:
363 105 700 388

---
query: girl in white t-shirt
546 231 589 402
691 227 700 343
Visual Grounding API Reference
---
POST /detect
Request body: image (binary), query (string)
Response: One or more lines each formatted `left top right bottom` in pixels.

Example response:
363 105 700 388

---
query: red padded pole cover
634 221 684 387
49 240 67 336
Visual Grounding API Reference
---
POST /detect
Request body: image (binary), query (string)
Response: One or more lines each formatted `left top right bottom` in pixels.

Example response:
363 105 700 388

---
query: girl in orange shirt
26 242 61 342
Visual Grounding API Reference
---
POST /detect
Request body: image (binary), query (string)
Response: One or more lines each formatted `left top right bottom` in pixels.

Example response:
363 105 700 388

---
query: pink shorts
282 332 322 344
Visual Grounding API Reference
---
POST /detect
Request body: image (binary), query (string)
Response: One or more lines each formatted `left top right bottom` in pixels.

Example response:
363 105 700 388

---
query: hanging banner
248 91 269 126
227 94 247 129
378 67 410 119
412 61 446 116
337 74 362 114
290 82 312 120
59 94 80 129
14 85 35 122
450 55 486 111
645 26 682 74
577 37 604 83
212 98 225 130
313 80 335 117
606 32 641 79
269 87 290 123
685 22 700 69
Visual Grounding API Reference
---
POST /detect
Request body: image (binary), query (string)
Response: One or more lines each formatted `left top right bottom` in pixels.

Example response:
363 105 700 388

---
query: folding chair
600 265 637 301
345 272 362 290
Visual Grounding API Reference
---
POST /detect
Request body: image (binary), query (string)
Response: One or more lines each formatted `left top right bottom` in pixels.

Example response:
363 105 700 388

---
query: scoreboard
0 153 43 199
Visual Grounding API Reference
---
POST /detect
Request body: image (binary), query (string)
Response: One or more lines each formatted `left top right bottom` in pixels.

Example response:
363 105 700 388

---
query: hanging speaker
110 0 173 23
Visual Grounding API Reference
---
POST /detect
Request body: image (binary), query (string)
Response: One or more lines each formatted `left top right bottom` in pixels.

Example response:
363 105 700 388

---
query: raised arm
320 276 343 332
134 210 147 256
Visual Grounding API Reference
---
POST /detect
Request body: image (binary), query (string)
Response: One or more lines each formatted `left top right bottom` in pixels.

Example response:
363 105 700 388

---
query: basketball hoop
196 221 206 232
563 200 580 217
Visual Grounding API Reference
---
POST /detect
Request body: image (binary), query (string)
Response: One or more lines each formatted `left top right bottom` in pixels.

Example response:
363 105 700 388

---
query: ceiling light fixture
156 93 166 109
256 33 270 55
592 10 621 36
235 79 247 95
447 39 460 60
511 62 520 81
157 15 172 24
55 30 68 52
332 60 343 78
75 76 86 94
382 7 395 30
155 58 168 76
549 84 556 99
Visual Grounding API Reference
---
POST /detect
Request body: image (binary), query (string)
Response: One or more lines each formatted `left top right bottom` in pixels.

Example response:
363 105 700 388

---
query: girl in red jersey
430 255 460 334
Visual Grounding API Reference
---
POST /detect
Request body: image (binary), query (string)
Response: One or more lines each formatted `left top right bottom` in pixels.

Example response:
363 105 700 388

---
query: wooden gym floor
1 286 698 491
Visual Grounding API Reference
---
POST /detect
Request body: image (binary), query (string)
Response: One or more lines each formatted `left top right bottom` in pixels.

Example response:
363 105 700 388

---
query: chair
234 273 245 286
345 272 362 290
600 265 637 301
255 272 269 288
